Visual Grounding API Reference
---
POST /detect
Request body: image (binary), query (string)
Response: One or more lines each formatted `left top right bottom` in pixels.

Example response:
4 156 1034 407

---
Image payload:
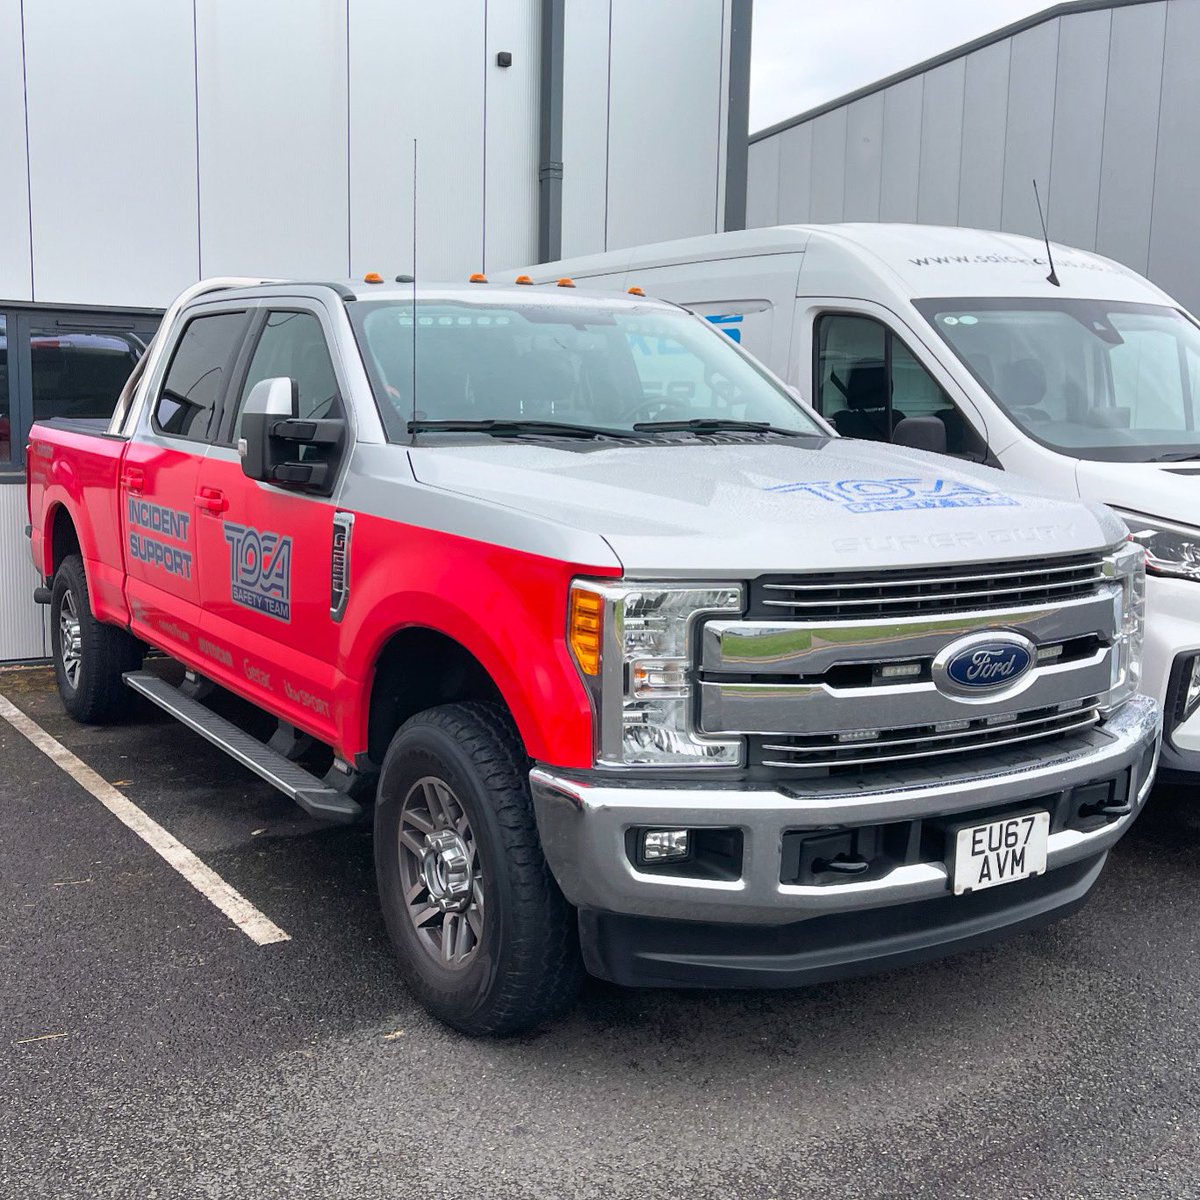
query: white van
521 224 1200 780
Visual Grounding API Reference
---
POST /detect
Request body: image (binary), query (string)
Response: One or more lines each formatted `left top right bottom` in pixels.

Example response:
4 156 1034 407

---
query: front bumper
1143 574 1200 777
530 693 1160 927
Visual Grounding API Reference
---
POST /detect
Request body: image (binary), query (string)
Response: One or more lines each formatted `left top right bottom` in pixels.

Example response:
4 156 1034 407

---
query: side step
123 671 361 823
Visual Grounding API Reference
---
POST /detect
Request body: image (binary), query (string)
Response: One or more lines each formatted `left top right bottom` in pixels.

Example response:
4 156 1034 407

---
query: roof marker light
514 274 534 285
556 277 576 288
363 272 384 284
627 286 645 296
469 272 488 283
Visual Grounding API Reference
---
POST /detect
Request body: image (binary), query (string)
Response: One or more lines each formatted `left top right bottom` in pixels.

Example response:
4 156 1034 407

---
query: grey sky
750 0 1055 132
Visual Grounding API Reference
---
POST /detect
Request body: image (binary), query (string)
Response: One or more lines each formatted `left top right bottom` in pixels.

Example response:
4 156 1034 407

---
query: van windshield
914 297 1200 462
348 299 823 441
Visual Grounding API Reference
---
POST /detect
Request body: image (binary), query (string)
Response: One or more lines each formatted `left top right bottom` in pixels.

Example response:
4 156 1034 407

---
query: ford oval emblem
932 632 1037 700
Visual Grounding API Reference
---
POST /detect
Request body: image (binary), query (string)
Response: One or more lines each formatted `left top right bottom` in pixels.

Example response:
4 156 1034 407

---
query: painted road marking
0 693 290 947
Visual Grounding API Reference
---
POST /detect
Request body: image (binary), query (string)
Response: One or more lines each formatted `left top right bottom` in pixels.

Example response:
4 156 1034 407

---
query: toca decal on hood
406 438 1126 576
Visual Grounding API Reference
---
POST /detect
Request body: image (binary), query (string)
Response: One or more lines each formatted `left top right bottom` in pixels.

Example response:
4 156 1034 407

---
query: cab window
814 313 975 454
154 311 248 442
231 311 342 442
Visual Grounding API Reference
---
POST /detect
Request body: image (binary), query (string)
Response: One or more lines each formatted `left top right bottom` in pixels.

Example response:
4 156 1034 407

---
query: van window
814 313 972 451
154 311 248 443
916 298 1200 463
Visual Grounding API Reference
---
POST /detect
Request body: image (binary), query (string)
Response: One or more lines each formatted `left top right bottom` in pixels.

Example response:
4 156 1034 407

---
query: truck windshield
348 300 822 440
914 297 1200 462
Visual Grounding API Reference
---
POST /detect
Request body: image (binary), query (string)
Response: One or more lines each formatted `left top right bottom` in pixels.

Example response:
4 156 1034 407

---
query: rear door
121 307 251 658
193 305 348 742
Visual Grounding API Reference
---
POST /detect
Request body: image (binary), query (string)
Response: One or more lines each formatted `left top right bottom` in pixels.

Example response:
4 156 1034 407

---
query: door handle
196 486 229 514
121 467 145 493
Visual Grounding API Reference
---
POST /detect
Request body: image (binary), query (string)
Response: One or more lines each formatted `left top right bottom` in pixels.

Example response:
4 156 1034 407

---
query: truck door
193 307 347 743
122 308 251 659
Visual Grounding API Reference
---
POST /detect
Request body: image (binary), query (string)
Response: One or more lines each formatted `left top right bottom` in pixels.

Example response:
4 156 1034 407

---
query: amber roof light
556 277 576 288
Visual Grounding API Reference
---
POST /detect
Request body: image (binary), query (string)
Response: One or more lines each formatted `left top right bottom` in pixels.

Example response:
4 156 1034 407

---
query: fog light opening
640 828 691 863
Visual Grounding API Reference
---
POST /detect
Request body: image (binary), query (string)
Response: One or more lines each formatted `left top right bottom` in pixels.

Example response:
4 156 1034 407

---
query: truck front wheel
375 702 583 1035
51 554 143 723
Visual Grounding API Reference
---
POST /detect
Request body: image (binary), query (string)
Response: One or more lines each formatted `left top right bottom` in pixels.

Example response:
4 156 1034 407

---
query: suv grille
752 700 1102 771
750 553 1108 621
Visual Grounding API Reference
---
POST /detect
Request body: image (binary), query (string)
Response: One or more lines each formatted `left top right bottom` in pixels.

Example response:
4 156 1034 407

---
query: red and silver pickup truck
26 276 1159 1034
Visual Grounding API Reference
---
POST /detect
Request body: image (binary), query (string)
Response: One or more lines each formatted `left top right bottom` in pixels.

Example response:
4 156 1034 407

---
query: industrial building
0 0 751 661
746 0 1200 312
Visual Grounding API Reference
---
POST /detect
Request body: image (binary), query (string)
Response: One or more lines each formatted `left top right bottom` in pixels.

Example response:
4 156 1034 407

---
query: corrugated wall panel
775 122 813 224
197 0 349 280
917 60 965 226
999 19 1060 233
349 0 486 281
1047 8 1111 250
746 138 781 228
0 0 31 303
1147 0 1200 308
879 77 923 222
0 487 45 661
23 0 197 307
1096 2 1166 277
606 0 725 249
843 94 884 222
808 108 848 222
957 41 1010 232
561 0 611 257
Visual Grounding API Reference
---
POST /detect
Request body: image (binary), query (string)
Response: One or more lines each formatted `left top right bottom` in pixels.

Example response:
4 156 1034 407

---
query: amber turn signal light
568 588 603 676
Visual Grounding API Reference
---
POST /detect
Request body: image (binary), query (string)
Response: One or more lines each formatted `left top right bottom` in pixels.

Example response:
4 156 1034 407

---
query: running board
123 671 361 822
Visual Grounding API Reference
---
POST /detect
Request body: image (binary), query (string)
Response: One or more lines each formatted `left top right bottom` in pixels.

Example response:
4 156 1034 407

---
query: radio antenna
411 138 418 435
1031 179 1060 287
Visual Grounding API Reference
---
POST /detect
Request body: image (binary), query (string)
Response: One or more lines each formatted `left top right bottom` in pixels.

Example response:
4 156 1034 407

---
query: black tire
51 553 143 723
375 702 583 1036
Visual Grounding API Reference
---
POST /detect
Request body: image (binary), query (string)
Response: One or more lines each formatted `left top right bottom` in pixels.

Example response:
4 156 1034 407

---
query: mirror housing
238 377 345 495
892 415 948 456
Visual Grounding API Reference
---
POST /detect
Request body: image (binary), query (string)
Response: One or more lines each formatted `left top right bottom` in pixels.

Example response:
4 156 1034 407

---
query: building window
0 315 10 467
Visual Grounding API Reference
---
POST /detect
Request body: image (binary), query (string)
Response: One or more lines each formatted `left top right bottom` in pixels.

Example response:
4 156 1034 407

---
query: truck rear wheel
51 554 142 723
374 702 583 1036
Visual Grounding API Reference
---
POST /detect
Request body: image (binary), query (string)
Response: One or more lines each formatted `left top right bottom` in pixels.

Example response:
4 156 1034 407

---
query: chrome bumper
530 694 1160 925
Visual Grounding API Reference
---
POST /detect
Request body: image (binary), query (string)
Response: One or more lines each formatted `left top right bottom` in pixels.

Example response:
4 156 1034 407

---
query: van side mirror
891 415 948 456
238 377 345 495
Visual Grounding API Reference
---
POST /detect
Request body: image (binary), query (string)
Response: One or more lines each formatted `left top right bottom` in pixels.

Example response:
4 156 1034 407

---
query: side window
232 311 341 442
154 311 247 442
815 313 970 453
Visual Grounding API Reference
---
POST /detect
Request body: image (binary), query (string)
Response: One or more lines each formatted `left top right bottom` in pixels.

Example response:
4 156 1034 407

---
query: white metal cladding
0 0 31 303
747 0 1200 315
196 0 350 281
745 138 781 230
22 0 199 308
0 488 46 663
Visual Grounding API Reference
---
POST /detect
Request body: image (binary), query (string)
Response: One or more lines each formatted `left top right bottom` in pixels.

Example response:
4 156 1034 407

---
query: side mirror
891 415 948 456
238 377 345 495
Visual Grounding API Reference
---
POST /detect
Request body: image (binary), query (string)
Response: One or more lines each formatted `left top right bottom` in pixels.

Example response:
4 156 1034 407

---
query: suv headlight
1101 539 1146 711
569 580 744 767
1113 510 1200 581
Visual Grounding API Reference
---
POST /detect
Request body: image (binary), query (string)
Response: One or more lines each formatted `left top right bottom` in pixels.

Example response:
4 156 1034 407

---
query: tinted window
154 312 247 442
0 316 9 465
232 310 341 441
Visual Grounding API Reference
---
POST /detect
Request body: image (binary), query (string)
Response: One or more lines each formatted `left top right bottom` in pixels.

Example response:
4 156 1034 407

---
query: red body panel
27 423 618 771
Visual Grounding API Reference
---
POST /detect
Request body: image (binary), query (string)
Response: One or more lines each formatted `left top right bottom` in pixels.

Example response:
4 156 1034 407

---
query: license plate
953 811 1049 895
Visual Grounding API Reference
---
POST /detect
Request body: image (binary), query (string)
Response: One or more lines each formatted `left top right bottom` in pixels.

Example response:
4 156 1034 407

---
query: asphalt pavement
2 664 1199 1200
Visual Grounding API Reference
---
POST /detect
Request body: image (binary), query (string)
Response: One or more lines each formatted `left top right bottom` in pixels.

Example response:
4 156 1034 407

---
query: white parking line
0 693 291 947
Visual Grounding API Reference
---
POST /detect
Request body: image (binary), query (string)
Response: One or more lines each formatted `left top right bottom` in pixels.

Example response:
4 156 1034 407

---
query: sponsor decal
284 680 331 718
766 476 1018 513
907 252 1114 273
198 637 233 669
223 523 293 622
242 658 272 689
127 498 193 579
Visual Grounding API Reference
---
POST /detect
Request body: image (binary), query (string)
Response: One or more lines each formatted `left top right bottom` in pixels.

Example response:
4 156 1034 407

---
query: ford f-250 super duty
26 275 1159 1035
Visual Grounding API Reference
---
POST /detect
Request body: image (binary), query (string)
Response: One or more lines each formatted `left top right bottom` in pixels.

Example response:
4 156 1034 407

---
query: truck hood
408 438 1126 576
1074 458 1200 530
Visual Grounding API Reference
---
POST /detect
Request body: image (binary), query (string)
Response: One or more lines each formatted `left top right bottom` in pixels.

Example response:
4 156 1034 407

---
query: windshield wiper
631 418 815 437
1148 450 1200 463
408 419 635 440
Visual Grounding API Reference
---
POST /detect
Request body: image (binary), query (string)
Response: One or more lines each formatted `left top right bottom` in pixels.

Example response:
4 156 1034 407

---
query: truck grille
753 700 1102 771
750 552 1108 621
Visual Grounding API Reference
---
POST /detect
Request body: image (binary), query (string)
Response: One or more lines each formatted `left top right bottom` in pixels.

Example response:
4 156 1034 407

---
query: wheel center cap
420 830 473 912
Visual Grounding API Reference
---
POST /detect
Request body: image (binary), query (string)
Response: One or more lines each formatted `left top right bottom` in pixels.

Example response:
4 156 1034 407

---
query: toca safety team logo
223 522 293 621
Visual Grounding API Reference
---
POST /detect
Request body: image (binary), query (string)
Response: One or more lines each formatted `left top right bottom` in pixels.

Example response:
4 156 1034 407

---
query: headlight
1101 539 1146 711
569 580 744 767
1113 510 1200 581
